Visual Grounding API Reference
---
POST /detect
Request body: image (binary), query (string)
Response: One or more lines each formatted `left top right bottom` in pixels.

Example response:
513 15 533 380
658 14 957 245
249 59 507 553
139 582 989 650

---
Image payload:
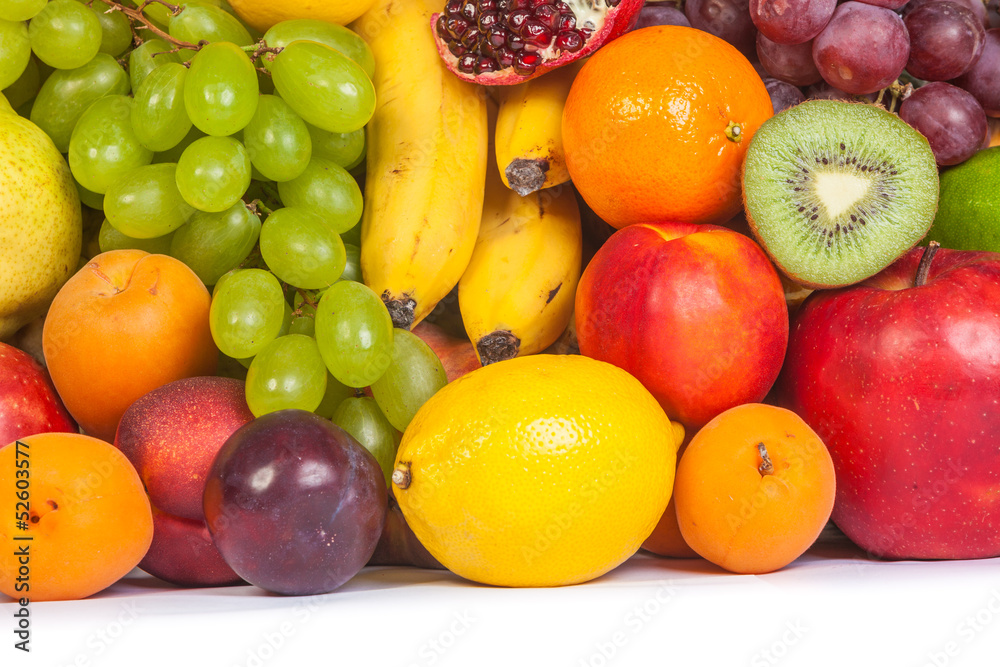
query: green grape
270 41 375 134
331 396 398 485
277 157 363 234
184 41 258 137
209 267 285 359
259 207 346 289
68 95 153 194
30 53 129 152
2 55 39 109
0 19 30 90
0 91 11 113
288 313 314 337
175 135 251 212
98 218 174 254
261 19 375 80
104 163 195 238
152 124 204 163
278 298 293 337
169 201 260 285
244 333 327 417
90 3 131 57
169 2 252 60
75 181 104 209
370 329 447 432
314 373 354 418
128 38 182 91
306 124 365 170
131 62 192 153
242 94 311 182
288 290 320 336
0 0 47 21
314 280 393 388
340 243 361 283
28 0 101 69
340 220 361 247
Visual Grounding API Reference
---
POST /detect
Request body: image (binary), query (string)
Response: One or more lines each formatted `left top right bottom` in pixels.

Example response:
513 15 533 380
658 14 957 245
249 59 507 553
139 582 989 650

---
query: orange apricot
41 250 218 442
0 432 153 601
673 403 836 574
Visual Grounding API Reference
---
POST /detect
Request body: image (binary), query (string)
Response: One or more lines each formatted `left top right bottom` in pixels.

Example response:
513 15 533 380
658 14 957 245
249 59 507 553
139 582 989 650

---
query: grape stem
95 0 202 52
247 199 275 217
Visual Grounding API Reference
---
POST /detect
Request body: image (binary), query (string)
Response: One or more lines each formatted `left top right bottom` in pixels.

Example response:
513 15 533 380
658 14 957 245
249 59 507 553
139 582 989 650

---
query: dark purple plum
905 2 986 81
632 3 691 30
203 409 387 596
899 81 989 165
757 32 822 85
764 77 806 113
367 494 445 569
684 0 758 59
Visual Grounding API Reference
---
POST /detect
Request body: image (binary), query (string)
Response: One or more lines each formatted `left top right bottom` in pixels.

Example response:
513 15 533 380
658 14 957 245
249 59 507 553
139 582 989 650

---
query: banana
458 160 583 366
353 0 489 330
494 61 582 197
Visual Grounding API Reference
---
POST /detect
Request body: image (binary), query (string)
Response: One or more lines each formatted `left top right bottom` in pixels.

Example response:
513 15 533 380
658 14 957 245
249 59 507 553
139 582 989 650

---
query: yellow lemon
391 354 684 587
226 0 377 33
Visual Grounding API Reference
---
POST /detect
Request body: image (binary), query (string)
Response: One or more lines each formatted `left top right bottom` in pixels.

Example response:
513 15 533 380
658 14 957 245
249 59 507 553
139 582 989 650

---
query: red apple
412 321 481 382
0 341 76 445
575 221 788 428
140 507 243 587
781 244 1000 559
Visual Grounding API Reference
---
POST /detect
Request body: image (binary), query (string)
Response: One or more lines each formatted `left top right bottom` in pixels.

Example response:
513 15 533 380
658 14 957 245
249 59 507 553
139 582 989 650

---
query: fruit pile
0 0 999 604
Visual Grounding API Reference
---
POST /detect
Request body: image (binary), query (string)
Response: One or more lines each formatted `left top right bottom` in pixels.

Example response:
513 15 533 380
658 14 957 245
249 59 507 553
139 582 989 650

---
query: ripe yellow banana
458 162 583 366
353 0 488 330
494 61 582 197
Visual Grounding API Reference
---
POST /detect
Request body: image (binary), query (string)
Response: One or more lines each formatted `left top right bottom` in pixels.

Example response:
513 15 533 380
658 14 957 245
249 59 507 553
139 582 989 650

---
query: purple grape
812 2 910 95
853 0 910 8
756 32 822 85
203 409 387 596
905 2 986 81
899 81 989 165
764 77 806 113
632 3 691 29
905 0 990 28
953 28 1000 117
804 80 878 102
749 0 836 45
684 0 758 59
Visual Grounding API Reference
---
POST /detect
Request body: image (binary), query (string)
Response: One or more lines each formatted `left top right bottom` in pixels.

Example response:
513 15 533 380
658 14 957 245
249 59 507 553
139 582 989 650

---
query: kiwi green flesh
743 100 939 288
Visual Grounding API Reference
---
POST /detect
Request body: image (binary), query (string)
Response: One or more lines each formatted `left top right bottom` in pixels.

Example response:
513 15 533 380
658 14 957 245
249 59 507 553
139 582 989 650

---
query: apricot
674 403 836 574
0 432 153 601
42 250 217 441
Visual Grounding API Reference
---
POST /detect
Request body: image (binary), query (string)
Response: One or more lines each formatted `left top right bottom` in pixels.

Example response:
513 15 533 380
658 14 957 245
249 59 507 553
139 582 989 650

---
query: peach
42 250 218 441
140 507 242 587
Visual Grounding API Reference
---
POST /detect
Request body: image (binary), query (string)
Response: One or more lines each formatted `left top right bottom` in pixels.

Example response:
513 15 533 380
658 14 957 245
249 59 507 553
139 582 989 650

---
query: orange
0 433 153 601
673 403 835 574
392 354 685 587
562 26 773 229
642 440 699 558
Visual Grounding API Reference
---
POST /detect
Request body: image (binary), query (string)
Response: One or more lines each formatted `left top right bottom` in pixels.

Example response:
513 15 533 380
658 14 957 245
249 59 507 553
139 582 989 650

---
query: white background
5 527 1000 667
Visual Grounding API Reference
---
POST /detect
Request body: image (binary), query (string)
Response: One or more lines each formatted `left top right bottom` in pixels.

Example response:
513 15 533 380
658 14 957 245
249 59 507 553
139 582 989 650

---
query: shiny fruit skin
139 507 243 587
0 342 76 445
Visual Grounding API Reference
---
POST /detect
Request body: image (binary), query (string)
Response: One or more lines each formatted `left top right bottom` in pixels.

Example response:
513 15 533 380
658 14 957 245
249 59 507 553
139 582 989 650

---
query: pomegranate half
432 0 645 84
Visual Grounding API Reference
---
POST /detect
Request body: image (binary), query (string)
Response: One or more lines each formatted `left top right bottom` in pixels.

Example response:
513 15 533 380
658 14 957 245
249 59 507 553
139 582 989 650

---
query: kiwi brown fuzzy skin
741 99 939 290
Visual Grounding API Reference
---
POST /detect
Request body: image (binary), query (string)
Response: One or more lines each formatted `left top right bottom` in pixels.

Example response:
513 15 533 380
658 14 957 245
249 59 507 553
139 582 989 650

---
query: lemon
926 147 1000 252
226 0 377 33
391 354 684 587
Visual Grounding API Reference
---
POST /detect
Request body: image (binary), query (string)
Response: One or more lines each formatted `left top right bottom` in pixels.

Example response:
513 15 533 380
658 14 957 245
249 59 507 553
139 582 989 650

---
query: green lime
926 147 1000 252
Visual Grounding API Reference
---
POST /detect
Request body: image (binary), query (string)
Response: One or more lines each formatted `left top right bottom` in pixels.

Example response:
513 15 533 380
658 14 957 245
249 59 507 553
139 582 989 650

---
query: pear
0 113 82 339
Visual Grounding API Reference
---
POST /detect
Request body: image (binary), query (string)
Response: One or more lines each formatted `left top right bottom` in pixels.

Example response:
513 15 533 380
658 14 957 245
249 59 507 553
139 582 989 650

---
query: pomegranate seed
557 13 576 30
436 15 450 39
487 25 508 48
554 30 583 52
458 53 477 73
479 11 499 30
446 17 470 40
534 4 559 28
460 27 480 48
496 46 515 67
448 40 468 57
514 0 532 8
506 32 525 50
513 50 540 75
460 1 478 21
554 1 570 10
478 0 497 10
478 37 496 58
445 0 463 15
498 0 514 10
607 0 620 5
507 8 531 32
475 56 499 74
529 0 549 8
522 19 553 48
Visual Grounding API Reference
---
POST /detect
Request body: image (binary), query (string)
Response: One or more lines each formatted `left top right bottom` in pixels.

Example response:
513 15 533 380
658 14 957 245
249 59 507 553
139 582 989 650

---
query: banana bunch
458 160 583 367
355 0 488 330
494 61 582 197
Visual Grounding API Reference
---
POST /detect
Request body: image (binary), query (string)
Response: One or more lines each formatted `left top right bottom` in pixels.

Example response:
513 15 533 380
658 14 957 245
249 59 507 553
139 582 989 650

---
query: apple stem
392 463 411 490
914 241 941 288
757 443 774 476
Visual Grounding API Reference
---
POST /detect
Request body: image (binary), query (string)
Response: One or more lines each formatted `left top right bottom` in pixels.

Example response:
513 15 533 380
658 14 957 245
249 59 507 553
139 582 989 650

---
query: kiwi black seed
742 100 939 288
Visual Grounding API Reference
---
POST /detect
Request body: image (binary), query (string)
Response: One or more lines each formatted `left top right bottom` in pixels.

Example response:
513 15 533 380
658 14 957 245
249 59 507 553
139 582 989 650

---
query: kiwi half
742 100 939 288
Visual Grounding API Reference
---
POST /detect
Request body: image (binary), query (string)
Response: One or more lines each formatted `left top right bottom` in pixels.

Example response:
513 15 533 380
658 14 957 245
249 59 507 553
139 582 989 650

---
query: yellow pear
0 113 82 339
